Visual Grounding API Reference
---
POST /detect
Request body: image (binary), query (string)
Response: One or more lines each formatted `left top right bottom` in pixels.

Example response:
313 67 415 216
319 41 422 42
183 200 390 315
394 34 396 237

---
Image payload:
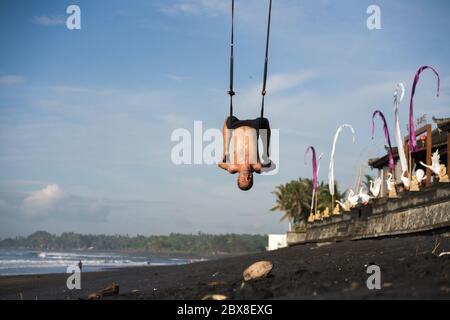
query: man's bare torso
230 126 258 165
219 125 262 173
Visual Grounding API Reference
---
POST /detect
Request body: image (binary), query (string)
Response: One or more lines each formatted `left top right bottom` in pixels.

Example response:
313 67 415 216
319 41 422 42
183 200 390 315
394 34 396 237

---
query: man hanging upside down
218 116 272 191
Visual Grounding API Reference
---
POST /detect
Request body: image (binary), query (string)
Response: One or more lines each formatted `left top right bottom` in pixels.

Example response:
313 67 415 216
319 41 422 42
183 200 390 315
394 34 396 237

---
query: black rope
227 0 273 128
258 0 272 145
228 0 235 119
260 0 272 120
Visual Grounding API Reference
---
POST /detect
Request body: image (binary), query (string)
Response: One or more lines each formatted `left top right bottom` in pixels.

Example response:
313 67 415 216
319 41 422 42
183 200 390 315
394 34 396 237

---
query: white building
267 234 287 251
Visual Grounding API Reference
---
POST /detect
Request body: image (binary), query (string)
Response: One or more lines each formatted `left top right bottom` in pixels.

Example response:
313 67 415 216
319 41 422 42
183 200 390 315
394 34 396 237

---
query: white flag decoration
328 124 356 196
310 153 324 213
394 83 409 180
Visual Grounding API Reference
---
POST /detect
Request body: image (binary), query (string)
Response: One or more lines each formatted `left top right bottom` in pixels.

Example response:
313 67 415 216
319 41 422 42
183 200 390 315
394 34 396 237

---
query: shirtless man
218 117 272 191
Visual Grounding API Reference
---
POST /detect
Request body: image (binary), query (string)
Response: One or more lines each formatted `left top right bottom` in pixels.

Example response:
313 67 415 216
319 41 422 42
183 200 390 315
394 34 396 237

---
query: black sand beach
0 235 449 300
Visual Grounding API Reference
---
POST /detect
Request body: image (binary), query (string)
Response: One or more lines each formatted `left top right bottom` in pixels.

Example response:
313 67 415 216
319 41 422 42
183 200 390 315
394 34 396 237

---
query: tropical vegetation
271 178 342 231
0 231 267 254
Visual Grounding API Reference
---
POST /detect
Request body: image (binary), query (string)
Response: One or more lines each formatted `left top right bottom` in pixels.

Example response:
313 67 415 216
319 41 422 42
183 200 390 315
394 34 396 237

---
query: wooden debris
440 286 450 294
350 282 361 290
208 281 226 287
432 238 441 256
243 261 273 281
316 242 333 247
88 282 119 300
201 294 227 300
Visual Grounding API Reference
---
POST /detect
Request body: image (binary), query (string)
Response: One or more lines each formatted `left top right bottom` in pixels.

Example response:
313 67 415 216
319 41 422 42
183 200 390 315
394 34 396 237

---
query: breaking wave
0 249 192 275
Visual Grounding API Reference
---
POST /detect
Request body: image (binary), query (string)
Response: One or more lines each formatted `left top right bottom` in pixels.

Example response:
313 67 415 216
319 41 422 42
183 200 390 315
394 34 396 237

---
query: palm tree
271 178 313 230
316 181 343 211
271 178 342 231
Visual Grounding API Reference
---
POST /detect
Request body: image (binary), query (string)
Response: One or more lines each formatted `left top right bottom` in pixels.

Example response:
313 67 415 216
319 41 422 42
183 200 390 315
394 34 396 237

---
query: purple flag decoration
372 110 395 171
305 146 318 191
409 66 440 152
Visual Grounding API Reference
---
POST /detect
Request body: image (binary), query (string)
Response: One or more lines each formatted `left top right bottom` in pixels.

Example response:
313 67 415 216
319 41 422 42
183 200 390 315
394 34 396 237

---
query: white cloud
268 71 318 94
33 15 65 26
358 81 401 98
159 113 191 127
0 184 112 224
162 3 199 16
165 74 192 82
49 85 116 95
21 184 64 218
159 0 228 17
0 75 25 86
237 70 319 113
3 180 51 187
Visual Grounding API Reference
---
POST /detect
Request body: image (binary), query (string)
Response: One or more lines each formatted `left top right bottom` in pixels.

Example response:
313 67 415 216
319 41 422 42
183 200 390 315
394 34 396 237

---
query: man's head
237 166 253 191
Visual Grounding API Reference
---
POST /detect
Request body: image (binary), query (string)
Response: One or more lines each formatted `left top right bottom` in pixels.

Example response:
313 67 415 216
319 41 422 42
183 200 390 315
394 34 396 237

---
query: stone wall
288 183 450 246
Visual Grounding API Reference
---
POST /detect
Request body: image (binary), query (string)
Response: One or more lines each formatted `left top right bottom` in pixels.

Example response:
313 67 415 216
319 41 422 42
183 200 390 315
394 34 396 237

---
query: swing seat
226 116 270 130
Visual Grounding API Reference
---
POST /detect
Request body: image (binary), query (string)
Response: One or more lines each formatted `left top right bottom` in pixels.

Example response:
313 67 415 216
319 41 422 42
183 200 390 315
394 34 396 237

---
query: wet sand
0 235 449 300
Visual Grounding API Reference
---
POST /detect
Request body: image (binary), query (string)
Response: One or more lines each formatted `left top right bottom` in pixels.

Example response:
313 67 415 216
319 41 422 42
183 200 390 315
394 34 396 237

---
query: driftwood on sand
88 282 119 300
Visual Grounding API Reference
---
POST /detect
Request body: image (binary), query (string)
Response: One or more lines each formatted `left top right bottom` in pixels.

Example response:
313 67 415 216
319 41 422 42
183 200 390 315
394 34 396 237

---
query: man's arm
218 162 240 174
221 117 231 162
218 162 229 171
251 163 262 173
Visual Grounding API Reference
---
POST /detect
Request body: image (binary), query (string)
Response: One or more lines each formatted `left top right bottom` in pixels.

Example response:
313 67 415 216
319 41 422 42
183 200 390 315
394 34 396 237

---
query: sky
0 0 449 238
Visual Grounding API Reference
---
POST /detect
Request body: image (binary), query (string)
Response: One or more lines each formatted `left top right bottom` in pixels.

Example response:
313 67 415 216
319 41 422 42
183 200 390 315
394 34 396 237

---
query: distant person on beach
218 117 272 191
78 260 83 271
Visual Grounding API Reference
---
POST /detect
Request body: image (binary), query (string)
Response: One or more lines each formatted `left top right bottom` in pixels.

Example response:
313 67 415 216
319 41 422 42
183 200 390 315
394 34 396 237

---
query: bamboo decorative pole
409 148 412 189
315 188 319 216
404 140 410 192
447 130 450 177
353 167 360 193
426 124 432 186
310 187 316 217
357 167 363 192
405 131 412 192
305 146 320 222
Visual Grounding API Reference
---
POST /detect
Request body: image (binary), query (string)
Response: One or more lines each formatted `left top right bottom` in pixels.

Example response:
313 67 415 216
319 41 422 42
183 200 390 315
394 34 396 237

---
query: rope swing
226 0 273 132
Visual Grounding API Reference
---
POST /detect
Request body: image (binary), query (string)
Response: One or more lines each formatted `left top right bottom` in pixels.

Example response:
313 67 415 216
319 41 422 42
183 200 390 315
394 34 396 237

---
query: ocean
0 249 193 276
